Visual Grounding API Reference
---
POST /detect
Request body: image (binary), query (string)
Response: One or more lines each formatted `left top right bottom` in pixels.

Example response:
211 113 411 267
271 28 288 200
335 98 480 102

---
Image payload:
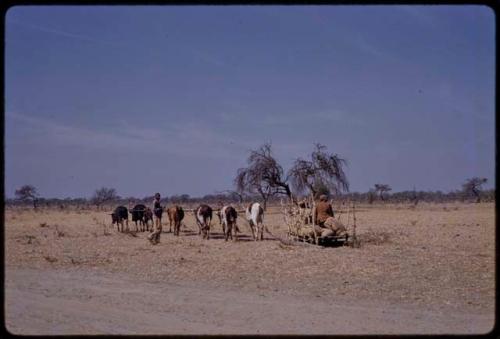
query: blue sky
5 5 495 198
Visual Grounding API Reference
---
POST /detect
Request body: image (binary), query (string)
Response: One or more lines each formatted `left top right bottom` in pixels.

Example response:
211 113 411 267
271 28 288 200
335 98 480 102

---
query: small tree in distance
15 185 39 209
462 177 488 203
374 184 392 201
91 187 119 209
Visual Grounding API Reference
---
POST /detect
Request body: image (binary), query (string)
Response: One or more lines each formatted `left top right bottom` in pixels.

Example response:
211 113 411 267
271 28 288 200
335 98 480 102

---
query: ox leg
233 224 238 242
248 220 257 240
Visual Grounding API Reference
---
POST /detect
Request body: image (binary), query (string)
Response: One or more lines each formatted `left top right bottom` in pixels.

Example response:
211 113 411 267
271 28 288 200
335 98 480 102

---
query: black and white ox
111 205 129 232
195 204 213 240
245 202 265 241
220 205 238 241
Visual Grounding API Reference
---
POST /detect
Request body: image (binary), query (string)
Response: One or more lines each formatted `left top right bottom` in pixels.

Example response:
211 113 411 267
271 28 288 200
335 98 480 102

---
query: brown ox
167 205 185 236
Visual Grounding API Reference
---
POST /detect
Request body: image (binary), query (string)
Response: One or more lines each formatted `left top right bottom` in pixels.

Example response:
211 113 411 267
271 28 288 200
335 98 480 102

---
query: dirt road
5 267 493 335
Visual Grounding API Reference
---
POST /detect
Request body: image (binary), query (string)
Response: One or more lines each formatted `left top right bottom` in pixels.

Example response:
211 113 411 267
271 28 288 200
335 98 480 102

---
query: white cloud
398 6 437 27
5 111 251 160
258 109 364 127
350 33 400 63
7 19 128 49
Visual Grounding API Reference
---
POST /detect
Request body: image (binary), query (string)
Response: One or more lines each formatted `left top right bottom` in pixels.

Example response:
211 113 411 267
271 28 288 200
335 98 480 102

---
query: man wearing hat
314 194 346 237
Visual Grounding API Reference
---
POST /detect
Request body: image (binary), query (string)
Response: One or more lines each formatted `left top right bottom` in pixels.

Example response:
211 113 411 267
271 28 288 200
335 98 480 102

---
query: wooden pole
310 193 318 245
352 200 358 247
346 201 350 235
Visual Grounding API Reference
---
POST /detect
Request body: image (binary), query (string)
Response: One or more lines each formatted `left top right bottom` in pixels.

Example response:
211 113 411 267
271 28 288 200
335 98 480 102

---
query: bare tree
234 143 293 210
462 177 488 203
91 187 119 209
15 185 39 209
374 184 392 201
288 143 349 198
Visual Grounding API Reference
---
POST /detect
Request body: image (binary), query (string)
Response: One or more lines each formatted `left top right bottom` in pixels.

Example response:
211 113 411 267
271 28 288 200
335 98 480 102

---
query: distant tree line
338 188 495 204
7 183 494 211
7 160 493 209
5 186 495 210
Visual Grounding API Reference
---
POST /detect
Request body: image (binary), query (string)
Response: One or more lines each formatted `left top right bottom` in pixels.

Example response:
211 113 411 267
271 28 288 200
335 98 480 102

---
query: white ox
245 202 264 241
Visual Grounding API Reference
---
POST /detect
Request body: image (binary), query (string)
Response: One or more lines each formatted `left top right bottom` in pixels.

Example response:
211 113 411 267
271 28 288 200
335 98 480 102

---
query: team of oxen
110 202 265 241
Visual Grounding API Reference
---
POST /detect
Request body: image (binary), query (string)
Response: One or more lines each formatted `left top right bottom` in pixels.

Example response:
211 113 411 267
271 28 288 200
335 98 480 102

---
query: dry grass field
4 202 495 334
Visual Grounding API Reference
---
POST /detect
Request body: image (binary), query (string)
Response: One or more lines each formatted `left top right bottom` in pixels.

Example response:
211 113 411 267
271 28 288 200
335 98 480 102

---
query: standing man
148 193 163 244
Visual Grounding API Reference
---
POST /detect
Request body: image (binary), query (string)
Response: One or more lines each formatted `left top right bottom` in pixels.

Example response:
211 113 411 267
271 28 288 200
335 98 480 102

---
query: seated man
313 195 346 237
315 194 334 227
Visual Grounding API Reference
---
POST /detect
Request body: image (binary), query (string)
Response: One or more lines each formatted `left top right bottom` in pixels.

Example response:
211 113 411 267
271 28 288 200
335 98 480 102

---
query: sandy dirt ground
4 202 495 335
